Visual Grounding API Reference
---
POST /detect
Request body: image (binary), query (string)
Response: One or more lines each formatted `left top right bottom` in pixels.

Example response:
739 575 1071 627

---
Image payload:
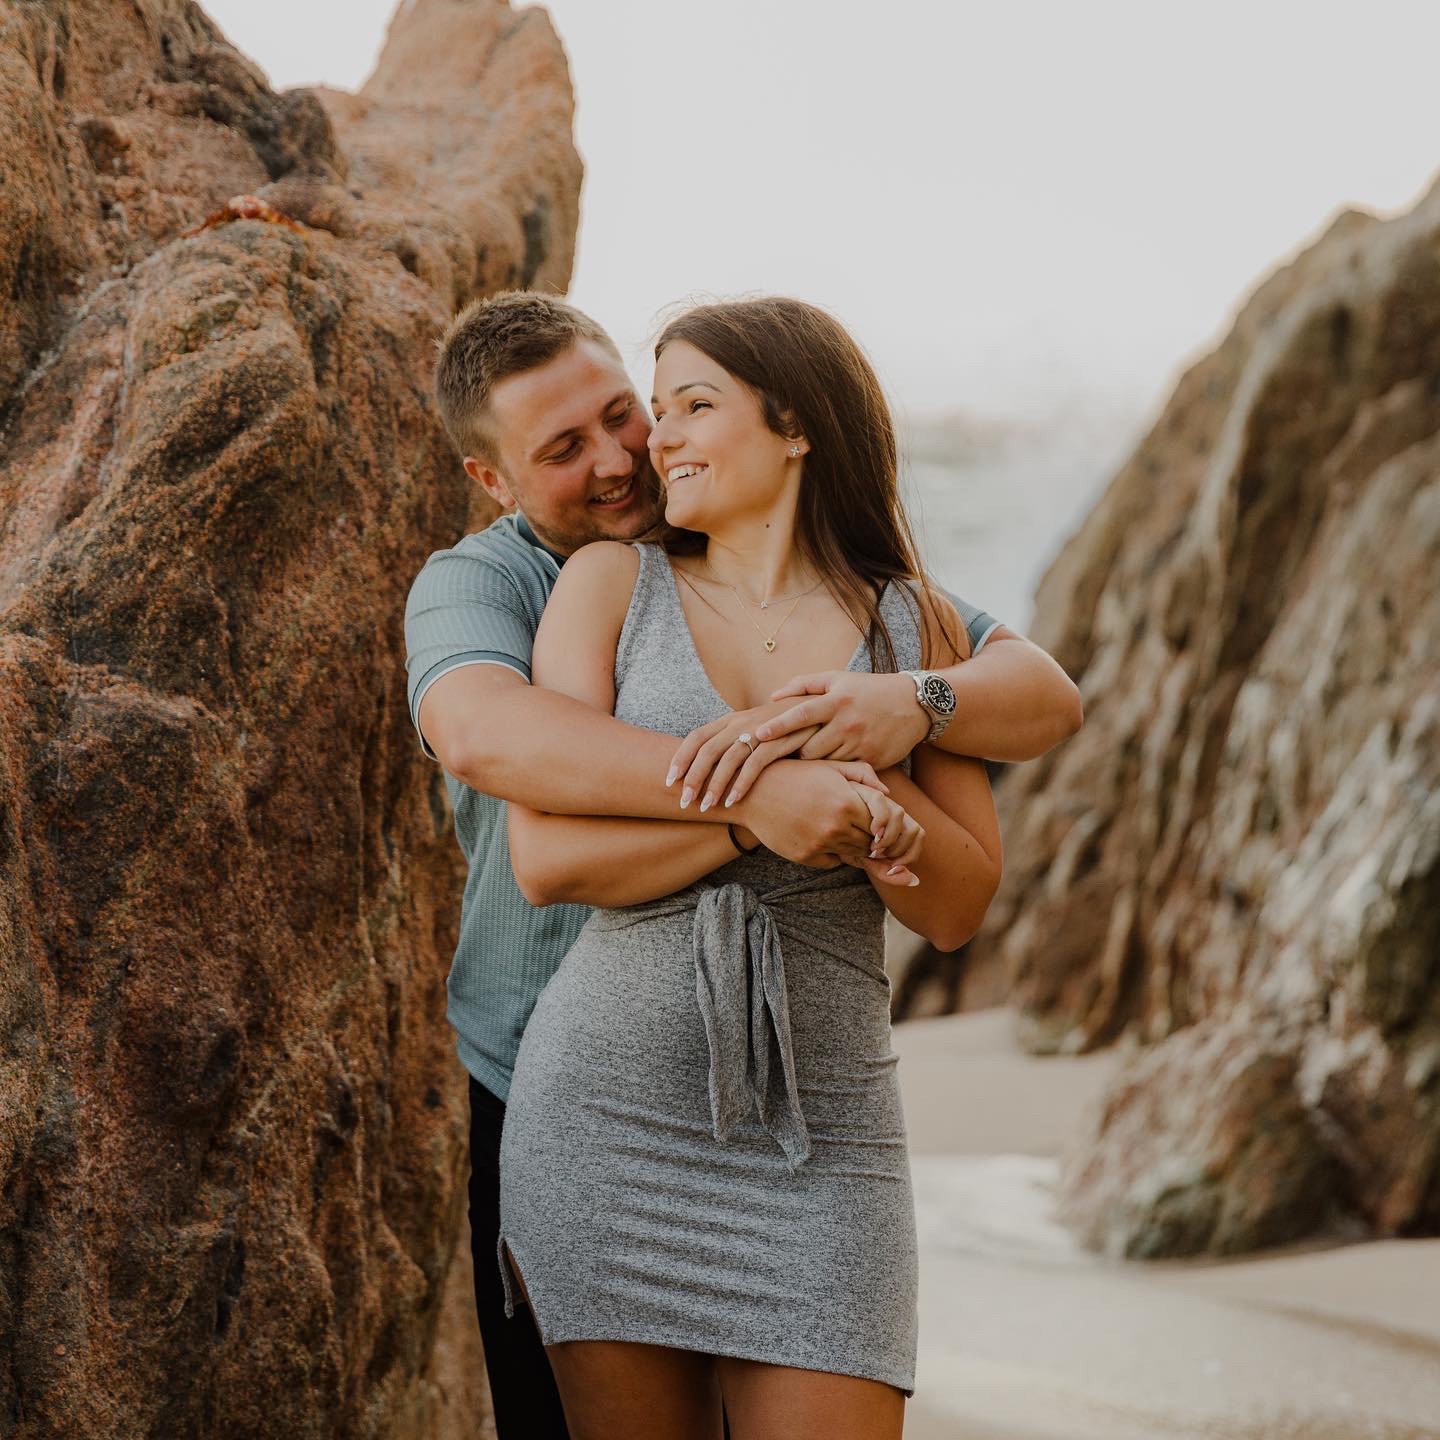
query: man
405 291 1082 1438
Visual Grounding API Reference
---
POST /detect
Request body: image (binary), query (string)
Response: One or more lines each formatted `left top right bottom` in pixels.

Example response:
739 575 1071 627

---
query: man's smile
588 473 645 510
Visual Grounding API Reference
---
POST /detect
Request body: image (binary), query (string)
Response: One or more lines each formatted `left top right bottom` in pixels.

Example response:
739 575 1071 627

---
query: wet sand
895 1009 1440 1440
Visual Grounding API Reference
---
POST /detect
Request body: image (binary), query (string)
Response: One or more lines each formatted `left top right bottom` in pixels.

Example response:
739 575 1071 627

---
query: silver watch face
919 672 956 716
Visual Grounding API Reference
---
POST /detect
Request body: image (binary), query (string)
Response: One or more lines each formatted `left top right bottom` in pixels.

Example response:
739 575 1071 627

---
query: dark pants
467 1076 570 1440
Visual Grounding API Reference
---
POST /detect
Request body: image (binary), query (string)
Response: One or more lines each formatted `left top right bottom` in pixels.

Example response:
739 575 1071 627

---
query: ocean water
901 403 1146 635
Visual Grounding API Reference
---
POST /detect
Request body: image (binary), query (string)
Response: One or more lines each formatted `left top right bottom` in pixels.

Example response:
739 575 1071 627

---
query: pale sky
207 0 1440 426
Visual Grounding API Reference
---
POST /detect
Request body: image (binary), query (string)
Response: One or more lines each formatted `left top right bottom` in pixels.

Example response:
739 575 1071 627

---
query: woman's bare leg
546 1340 724 1440
503 1242 723 1440
717 1357 905 1440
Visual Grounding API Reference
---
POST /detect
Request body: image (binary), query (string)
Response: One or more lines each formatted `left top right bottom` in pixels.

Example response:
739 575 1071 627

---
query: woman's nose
648 411 678 457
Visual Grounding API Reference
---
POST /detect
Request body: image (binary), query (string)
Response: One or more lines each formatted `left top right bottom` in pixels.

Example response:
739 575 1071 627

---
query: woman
501 297 1003 1440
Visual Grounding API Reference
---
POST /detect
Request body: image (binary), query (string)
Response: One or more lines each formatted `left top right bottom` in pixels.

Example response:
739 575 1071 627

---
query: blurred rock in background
898 177 1440 1260
0 0 579 1434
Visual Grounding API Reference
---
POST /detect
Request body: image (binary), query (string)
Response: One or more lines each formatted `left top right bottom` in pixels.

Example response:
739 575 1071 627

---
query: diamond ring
737 732 755 755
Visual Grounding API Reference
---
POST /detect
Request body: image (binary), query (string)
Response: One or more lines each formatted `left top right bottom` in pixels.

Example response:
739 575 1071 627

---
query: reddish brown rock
0 0 577 1433
901 181 1440 1256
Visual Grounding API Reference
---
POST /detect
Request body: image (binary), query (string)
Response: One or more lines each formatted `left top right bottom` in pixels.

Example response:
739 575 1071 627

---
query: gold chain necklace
702 559 824 612
682 560 822 653
718 582 809 652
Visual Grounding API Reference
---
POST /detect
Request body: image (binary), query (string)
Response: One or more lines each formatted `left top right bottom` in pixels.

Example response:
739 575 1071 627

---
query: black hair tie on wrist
728 823 759 855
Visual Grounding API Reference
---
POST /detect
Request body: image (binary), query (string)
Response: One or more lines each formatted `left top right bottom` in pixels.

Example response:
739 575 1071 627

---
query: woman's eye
688 399 711 413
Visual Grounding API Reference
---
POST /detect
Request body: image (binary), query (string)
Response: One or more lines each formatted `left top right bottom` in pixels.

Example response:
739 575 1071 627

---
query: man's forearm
933 637 1083 763
450 683 713 820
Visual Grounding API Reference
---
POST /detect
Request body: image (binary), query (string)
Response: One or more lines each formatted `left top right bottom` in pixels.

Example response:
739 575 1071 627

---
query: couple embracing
404 292 1082 1439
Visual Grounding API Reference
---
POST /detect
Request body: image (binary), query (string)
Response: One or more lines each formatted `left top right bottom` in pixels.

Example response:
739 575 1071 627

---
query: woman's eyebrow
650 380 722 406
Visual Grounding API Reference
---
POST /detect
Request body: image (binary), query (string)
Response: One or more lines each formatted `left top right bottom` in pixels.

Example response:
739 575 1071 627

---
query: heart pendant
765 639 775 652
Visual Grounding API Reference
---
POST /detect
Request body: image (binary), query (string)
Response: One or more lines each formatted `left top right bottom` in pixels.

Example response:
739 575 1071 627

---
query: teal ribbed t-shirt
404 511 1001 1102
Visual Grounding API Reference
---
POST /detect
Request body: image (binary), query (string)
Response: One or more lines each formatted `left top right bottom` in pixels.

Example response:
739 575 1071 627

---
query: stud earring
788 445 801 457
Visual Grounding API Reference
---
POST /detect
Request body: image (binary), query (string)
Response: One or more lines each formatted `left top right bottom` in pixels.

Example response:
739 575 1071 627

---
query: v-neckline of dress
657 547 878 716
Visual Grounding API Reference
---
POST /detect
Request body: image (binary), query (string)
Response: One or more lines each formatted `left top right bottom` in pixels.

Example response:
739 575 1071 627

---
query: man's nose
593 427 633 478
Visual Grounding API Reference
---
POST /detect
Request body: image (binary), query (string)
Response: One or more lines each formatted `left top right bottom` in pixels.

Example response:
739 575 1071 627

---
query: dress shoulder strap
867 580 925 674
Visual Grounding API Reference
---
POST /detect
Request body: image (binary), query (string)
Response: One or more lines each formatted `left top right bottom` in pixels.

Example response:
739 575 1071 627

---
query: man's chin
588 498 661 541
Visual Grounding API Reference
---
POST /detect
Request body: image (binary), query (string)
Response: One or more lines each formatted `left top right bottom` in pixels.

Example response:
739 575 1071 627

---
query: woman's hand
668 702 888 813
832 783 924 888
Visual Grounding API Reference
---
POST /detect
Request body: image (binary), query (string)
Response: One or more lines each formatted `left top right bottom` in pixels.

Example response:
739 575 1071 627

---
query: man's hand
735 760 921 885
750 671 928 776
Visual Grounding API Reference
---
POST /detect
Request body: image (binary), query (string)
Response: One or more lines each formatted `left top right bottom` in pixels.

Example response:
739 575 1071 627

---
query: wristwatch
901 670 957 743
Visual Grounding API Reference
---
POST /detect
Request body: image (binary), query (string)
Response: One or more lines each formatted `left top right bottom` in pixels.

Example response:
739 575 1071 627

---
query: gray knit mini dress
498 542 920 1393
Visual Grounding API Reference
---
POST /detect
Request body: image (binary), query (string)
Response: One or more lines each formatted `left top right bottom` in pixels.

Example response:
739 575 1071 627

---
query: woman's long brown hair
650 296 956 672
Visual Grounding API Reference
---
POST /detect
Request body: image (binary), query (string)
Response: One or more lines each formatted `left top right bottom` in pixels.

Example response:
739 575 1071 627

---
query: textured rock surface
0 1 578 1433
901 180 1440 1257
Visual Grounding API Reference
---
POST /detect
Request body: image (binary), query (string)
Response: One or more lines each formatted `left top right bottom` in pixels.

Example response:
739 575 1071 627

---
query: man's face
471 339 661 555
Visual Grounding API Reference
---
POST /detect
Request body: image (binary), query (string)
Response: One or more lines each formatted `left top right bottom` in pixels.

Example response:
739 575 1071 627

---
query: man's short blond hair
434 291 621 466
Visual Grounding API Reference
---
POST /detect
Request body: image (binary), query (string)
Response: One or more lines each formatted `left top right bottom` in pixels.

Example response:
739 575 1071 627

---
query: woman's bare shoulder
561 539 642 581
547 540 642 609
533 543 645 700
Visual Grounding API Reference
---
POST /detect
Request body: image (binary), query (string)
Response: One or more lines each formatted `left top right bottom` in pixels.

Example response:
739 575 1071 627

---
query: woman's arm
506 540 730 905
511 812 747 908
864 751 1001 950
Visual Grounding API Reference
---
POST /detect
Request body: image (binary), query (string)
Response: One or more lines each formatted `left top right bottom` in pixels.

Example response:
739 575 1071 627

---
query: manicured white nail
908 876 921 887
666 766 679 787
724 791 738 808
887 865 903 877
680 787 694 809
700 794 714 813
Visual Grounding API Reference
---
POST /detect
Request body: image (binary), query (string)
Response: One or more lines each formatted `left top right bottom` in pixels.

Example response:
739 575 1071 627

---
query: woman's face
648 340 800 535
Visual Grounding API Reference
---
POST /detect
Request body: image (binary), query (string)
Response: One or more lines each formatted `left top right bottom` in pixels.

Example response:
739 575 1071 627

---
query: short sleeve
404 549 541 761
941 588 1003 656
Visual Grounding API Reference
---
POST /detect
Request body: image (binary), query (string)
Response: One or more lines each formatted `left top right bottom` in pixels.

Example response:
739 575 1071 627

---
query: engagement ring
738 732 755 754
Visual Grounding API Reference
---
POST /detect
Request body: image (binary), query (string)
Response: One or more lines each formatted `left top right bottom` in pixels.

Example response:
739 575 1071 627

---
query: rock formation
0 1 579 1434
902 179 1440 1258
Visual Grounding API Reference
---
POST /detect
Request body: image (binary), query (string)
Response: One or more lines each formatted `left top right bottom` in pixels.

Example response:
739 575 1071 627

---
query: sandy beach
896 1009 1440 1440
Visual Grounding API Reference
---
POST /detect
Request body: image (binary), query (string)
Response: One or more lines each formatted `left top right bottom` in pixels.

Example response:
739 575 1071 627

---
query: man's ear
463 455 517 510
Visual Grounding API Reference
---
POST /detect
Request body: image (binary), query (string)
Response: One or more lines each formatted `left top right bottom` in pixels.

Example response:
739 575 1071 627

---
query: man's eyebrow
530 391 635 458
650 380 721 406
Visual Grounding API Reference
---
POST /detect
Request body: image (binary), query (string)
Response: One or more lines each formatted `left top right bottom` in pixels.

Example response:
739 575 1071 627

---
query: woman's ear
777 415 810 458
773 404 810 458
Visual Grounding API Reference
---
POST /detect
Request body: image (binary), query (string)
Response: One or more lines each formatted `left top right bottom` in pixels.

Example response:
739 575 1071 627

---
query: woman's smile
666 463 710 484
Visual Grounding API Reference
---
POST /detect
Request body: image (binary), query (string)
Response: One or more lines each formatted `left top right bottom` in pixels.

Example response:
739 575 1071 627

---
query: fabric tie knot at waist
692 881 811 1169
